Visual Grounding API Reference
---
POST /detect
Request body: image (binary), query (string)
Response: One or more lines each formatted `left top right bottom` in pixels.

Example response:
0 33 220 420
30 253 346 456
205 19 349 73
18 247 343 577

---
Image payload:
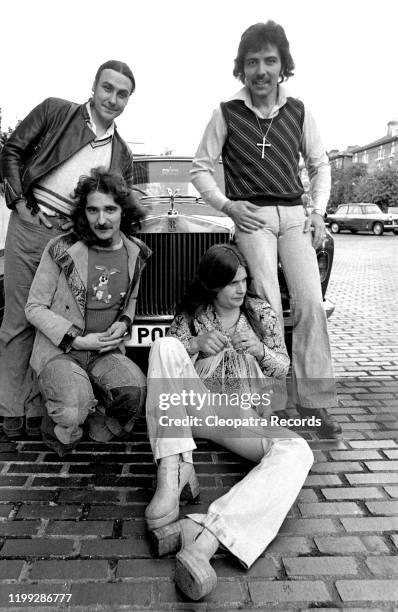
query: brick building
329 120 398 172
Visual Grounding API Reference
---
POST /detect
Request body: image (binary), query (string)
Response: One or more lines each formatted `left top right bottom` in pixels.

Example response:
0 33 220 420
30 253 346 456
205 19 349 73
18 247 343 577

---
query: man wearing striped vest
191 21 341 438
0 60 137 438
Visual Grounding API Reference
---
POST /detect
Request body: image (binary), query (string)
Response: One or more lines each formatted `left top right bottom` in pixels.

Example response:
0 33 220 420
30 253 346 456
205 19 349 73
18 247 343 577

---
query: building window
376 146 385 160
362 151 368 164
390 142 396 157
353 153 358 163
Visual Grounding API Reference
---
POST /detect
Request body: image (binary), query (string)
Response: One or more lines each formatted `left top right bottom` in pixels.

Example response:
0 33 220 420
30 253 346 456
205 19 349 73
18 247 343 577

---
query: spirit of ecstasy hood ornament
167 187 180 215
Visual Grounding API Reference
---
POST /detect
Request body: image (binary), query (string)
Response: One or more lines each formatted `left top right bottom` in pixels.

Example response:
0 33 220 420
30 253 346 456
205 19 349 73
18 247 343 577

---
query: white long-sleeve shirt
191 85 331 214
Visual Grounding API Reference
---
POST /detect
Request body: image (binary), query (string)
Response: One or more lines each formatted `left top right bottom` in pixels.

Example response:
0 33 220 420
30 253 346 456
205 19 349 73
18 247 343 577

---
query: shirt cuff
117 315 132 336
200 189 229 211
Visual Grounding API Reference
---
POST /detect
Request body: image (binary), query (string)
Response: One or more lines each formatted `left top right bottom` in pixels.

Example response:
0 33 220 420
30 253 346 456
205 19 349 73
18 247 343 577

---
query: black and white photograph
0 0 397 609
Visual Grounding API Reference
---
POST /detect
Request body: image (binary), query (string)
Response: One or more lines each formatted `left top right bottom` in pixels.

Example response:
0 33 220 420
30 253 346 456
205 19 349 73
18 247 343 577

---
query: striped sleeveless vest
221 97 305 201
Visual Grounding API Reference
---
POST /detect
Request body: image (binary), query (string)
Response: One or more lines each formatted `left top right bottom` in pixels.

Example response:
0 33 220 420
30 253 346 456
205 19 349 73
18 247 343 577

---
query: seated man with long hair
25 168 151 455
145 244 313 600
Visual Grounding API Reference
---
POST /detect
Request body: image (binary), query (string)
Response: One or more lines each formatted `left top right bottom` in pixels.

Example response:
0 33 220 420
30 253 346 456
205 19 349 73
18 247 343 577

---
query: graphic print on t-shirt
92 265 120 304
86 246 129 334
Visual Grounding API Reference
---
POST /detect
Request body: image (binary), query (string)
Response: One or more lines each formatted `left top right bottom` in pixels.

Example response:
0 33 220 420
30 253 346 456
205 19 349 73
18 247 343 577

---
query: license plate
126 324 170 346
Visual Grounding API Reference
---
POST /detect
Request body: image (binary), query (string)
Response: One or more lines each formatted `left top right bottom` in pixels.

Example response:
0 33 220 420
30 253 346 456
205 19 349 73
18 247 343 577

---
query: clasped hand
191 330 227 356
72 321 127 353
231 330 263 359
192 329 263 360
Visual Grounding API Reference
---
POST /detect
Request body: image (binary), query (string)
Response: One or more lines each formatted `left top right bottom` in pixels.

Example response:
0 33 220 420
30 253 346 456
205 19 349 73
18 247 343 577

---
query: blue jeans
39 349 146 454
236 205 338 410
0 211 65 419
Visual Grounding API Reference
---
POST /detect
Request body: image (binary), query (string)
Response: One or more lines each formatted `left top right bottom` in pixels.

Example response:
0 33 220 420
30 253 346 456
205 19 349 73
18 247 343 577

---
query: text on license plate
127 324 170 346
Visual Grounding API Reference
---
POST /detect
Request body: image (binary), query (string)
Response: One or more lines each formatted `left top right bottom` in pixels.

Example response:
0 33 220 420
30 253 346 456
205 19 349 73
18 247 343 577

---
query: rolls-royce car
0 158 335 352
126 156 335 352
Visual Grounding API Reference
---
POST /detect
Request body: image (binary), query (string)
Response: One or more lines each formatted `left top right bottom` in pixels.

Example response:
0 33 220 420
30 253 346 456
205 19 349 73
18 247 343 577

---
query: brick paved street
0 233 397 611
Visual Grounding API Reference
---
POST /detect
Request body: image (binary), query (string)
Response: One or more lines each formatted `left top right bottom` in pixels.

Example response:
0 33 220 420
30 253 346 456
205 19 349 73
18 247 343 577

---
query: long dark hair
71 167 145 246
176 244 249 316
177 244 270 341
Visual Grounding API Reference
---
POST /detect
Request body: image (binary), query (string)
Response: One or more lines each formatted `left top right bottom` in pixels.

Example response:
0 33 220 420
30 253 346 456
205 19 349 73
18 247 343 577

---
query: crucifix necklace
255 115 274 158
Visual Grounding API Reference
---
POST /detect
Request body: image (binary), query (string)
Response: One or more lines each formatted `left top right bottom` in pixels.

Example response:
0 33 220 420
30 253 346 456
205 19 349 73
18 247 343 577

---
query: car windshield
133 159 225 199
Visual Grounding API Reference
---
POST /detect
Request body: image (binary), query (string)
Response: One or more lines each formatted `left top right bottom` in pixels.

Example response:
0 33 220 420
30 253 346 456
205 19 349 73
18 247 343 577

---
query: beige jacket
25 232 151 374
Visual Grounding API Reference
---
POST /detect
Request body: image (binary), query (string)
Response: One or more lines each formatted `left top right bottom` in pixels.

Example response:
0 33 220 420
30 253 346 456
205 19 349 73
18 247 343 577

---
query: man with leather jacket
0 59 136 438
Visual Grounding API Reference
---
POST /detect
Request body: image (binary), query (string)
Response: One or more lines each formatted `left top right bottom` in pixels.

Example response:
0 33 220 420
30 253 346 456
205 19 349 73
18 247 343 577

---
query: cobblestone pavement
0 234 397 611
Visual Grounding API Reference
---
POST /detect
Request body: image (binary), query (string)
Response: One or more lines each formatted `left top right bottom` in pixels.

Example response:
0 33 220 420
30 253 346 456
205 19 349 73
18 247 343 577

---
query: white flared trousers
236 205 338 410
146 337 313 568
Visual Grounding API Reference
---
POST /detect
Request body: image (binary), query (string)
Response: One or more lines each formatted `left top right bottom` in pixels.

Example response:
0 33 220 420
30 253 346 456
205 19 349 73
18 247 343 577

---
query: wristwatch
59 326 81 352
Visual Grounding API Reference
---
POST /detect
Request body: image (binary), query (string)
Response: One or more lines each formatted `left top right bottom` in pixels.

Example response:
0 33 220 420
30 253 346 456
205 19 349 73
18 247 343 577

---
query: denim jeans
0 211 65 418
39 349 146 454
236 205 338 410
146 338 313 568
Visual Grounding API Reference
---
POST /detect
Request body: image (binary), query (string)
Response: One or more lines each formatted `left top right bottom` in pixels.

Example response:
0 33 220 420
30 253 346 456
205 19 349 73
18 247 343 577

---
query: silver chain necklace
255 114 274 158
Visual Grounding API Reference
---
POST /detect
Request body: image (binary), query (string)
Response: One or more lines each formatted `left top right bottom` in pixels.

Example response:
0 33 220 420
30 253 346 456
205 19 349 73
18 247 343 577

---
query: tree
0 127 12 149
328 163 368 211
0 107 19 151
355 167 398 211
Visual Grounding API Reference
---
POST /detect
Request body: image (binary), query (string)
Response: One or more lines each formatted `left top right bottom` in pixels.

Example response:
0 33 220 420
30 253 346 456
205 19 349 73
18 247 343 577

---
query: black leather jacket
0 97 134 210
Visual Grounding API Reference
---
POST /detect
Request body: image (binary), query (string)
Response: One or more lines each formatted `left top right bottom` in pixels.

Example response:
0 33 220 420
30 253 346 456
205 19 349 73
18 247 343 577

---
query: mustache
94 224 113 230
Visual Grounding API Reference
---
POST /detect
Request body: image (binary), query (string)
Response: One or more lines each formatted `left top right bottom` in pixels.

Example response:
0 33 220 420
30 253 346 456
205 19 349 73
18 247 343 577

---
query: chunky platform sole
175 548 217 600
150 518 202 557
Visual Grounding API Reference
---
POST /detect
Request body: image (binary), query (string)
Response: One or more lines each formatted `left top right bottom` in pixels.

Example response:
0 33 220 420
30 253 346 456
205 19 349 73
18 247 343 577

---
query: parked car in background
126 156 335 355
326 203 398 235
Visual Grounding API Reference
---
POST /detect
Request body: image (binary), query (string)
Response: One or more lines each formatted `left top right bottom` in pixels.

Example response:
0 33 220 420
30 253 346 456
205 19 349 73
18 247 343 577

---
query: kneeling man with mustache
25 168 151 455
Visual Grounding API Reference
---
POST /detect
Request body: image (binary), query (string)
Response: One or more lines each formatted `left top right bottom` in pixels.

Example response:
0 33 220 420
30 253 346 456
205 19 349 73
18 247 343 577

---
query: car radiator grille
134 232 231 316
